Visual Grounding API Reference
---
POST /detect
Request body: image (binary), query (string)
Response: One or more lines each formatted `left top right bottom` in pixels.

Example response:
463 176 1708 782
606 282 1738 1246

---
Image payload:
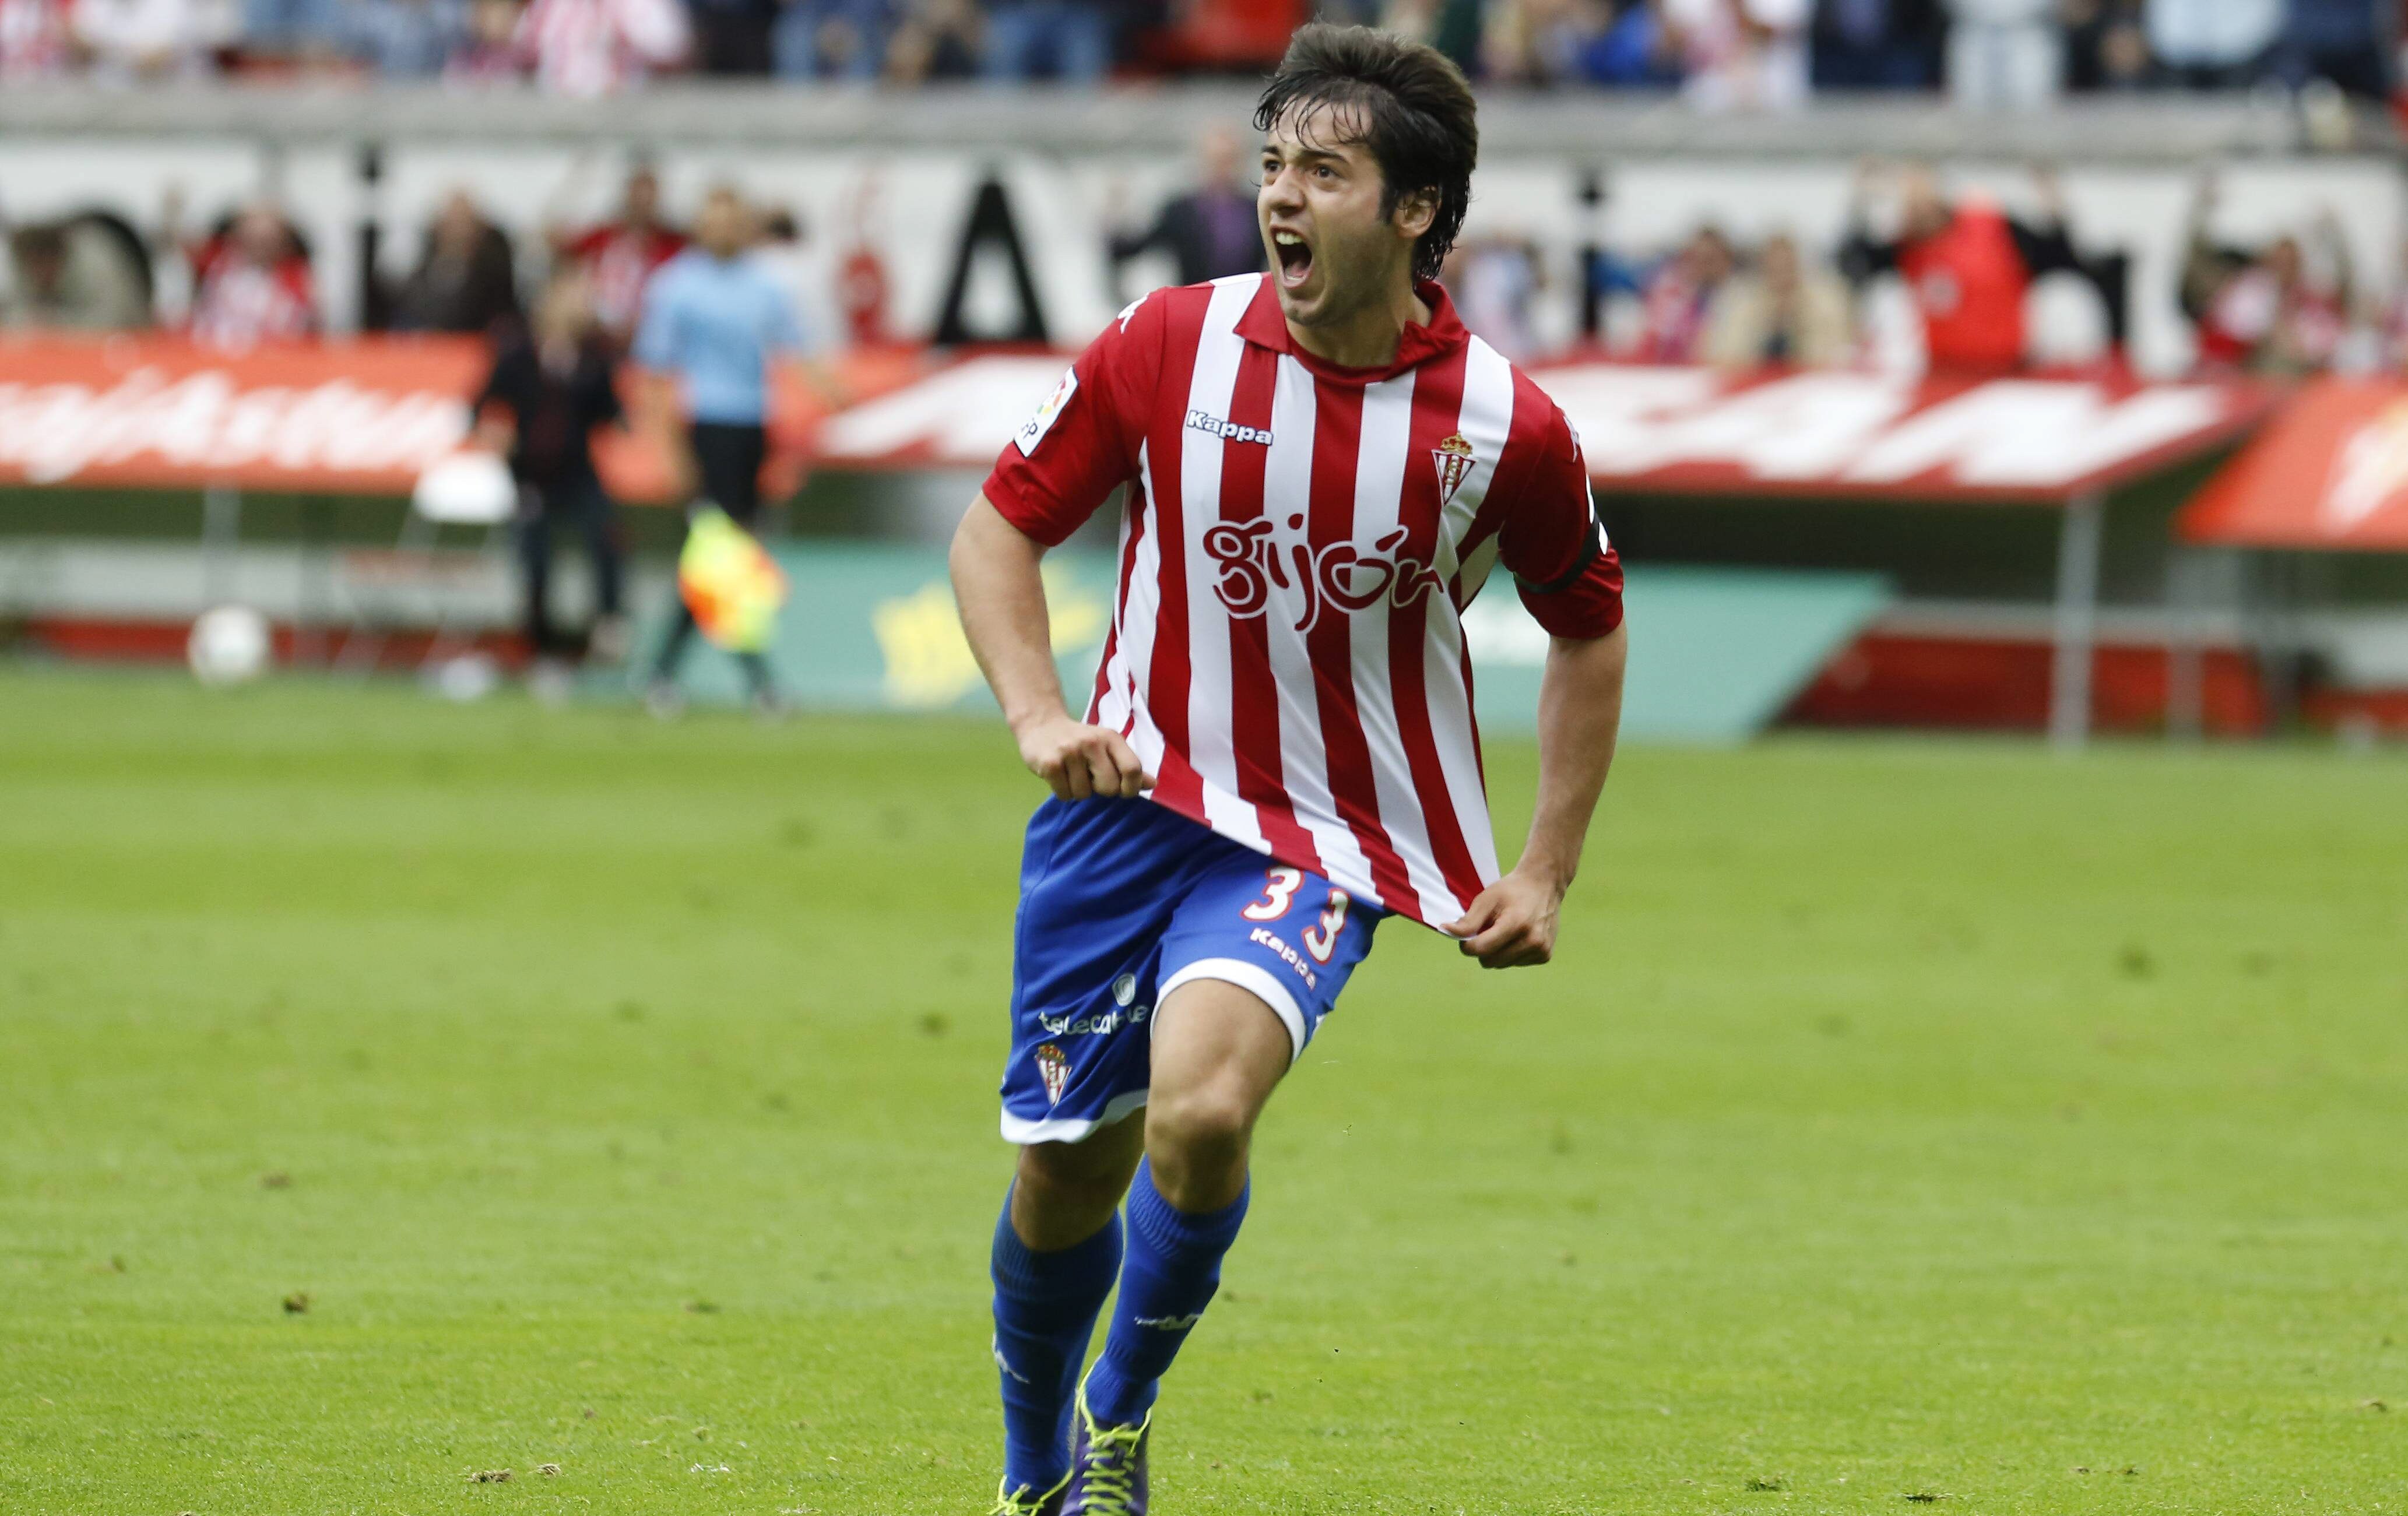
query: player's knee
1145 1080 1256 1161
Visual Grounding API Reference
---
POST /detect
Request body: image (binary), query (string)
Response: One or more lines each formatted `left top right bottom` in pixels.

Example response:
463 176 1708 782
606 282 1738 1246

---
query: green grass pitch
3 666 2406 1514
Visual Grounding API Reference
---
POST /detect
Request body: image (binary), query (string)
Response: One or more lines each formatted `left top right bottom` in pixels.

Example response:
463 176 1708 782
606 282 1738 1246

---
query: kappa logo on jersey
1433 432 1476 508
1203 513 1444 632
1187 409 1273 446
1014 370 1078 456
1033 1042 1071 1105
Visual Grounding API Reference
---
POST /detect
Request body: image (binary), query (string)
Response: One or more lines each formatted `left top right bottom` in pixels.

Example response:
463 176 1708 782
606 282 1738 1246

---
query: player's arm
950 497 1148 801
957 295 1161 800
1449 624 1627 969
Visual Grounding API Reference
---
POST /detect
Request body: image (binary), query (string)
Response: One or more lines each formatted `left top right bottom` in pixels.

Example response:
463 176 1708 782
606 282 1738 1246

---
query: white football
187 604 272 686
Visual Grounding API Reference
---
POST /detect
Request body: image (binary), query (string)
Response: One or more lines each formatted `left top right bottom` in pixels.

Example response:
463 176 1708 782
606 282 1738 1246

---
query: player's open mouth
1273 230 1314 289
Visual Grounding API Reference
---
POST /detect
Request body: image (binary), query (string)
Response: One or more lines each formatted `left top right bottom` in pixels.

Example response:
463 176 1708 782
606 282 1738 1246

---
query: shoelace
989 1483 1054 1516
1074 1422 1145 1515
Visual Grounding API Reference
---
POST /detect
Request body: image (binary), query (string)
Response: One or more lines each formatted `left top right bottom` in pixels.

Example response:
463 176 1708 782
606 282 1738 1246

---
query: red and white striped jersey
983 274 1623 929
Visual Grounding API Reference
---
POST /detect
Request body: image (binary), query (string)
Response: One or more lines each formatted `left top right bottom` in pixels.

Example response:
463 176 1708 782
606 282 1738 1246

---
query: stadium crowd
4 156 2405 380
0 0 2390 101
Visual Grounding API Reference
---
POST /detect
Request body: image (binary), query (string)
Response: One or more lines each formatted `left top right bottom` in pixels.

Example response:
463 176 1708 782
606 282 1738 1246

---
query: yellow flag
677 508 788 652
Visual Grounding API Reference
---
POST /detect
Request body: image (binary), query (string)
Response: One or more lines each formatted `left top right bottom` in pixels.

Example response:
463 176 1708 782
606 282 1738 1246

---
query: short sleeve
767 283 804 357
630 272 677 371
980 293 1158 547
1498 403 1624 639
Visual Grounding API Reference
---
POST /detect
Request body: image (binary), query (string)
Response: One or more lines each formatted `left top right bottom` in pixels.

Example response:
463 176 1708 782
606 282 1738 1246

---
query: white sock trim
1156 957 1308 1065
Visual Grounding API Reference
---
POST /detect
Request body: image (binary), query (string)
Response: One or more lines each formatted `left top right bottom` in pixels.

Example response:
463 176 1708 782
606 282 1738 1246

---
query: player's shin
1080 1159 1249 1428
991 1193 1124 1493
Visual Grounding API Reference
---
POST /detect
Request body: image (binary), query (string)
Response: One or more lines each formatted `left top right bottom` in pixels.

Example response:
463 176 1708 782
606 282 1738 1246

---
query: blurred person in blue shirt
772 0 888 78
982 0 1109 82
632 184 806 715
343 0 466 74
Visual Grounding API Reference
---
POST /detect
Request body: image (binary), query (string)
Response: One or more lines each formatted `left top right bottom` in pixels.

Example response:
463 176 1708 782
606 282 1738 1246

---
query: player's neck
1285 274 1430 370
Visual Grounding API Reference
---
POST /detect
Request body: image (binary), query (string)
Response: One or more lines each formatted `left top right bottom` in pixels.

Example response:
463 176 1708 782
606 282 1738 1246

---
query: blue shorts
999 796 1384 1145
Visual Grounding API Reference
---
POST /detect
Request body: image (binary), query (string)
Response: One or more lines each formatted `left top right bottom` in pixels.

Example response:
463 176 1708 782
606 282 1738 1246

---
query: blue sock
1082 1159 1249 1428
991 1194 1123 1493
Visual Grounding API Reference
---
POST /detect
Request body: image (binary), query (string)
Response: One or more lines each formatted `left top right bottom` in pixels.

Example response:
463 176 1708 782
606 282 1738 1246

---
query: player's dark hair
1254 23 1478 285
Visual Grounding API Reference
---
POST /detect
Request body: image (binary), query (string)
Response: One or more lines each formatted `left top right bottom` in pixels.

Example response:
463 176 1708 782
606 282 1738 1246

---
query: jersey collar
1235 274 1470 385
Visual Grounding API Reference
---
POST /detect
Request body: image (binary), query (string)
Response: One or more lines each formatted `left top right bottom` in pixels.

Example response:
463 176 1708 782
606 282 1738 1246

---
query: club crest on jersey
1034 1043 1071 1106
1203 513 1443 632
1433 432 1476 508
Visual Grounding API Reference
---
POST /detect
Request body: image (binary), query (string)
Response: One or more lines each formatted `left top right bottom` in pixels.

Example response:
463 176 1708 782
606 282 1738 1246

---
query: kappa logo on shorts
1248 927 1320 990
1034 1042 1071 1106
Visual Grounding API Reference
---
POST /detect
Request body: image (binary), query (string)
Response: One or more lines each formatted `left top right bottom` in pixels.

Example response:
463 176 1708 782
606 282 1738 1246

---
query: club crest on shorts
1034 1043 1071 1106
1433 432 1475 508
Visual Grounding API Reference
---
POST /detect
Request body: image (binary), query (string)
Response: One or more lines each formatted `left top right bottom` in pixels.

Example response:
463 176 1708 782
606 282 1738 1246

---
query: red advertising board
0 333 487 494
0 333 912 502
1528 365 2274 504
1 335 2272 510
815 356 2275 505
2178 378 2408 551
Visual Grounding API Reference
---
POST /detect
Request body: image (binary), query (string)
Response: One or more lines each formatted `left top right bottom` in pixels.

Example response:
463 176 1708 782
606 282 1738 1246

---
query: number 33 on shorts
1240 867 1352 965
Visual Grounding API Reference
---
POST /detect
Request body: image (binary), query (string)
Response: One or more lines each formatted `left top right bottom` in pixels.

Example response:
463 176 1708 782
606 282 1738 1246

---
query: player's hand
1017 715 1152 801
1443 869 1565 969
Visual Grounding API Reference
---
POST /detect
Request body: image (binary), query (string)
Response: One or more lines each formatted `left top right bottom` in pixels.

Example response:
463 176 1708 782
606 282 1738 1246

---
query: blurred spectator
2182 187 2354 377
1 220 151 330
1375 0 1484 76
982 0 1107 81
391 191 521 334
633 185 804 714
1662 0 1811 111
2275 0 2388 99
241 0 341 62
883 0 978 80
73 0 229 78
1841 161 2082 372
445 0 526 75
515 0 687 93
2062 0 2148 91
346 0 467 75
690 0 774 72
1704 230 1854 366
750 205 837 356
2143 0 2277 90
183 202 318 351
1446 233 1546 361
1107 125 1264 296
2377 241 2408 370
1486 0 1682 89
1 0 76 76
773 0 888 77
1636 224 1736 361
1809 0 1940 89
549 164 687 340
1943 0 2060 108
473 271 630 672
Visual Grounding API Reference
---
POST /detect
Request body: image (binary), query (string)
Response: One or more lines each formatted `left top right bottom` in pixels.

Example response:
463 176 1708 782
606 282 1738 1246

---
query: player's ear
1391 187 1440 243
